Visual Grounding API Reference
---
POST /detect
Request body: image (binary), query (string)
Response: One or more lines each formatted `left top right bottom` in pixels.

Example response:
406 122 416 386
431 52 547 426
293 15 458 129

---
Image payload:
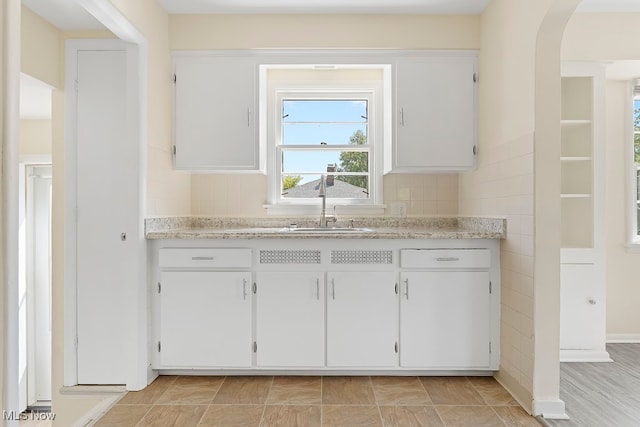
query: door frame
63 37 147 390
25 162 52 406
18 157 52 412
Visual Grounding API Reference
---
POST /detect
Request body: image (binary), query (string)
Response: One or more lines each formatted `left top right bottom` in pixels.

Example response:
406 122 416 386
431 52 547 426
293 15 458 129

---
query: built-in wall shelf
559 62 608 363
561 157 592 162
561 119 592 127
560 194 592 199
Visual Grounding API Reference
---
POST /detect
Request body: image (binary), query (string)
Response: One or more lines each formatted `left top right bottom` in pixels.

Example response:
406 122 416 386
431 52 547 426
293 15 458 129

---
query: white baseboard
607 334 640 343
560 349 612 362
532 399 569 420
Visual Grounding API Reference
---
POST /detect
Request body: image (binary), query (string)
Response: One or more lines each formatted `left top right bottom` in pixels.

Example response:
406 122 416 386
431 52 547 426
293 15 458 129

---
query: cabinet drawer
400 249 490 269
159 248 252 269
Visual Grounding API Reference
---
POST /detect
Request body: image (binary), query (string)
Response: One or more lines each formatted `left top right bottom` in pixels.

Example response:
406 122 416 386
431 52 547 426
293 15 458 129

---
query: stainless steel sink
287 227 374 233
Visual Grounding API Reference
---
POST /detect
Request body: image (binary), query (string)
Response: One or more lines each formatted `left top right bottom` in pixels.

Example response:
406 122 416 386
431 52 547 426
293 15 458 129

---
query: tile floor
92 375 541 426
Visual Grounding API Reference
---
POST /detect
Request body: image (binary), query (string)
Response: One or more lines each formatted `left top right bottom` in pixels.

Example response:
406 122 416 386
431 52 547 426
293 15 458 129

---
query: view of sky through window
282 99 368 187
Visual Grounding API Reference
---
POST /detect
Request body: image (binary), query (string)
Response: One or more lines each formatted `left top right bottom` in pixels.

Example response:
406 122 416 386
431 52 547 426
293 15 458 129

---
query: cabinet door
326 271 397 367
174 58 258 171
394 57 476 171
256 272 325 367
159 271 252 367
400 271 491 369
560 263 606 350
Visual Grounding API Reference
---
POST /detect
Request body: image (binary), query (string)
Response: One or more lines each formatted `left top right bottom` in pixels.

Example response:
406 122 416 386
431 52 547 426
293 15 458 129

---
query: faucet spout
318 175 327 227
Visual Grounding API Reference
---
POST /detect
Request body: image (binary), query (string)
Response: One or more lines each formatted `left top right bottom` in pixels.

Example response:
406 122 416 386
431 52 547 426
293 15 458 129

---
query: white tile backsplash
190 173 459 217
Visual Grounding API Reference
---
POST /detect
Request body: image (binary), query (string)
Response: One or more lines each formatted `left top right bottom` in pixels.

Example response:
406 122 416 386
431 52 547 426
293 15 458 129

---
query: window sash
274 90 376 205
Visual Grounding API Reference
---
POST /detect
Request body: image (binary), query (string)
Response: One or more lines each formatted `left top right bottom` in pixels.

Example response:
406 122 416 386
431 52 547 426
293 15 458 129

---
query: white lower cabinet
399 271 491 369
326 271 398 367
255 272 325 367
159 271 252 367
153 242 500 372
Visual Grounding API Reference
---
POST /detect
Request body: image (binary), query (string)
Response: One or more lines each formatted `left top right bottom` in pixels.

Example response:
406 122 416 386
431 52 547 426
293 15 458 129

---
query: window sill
264 204 386 216
624 241 640 253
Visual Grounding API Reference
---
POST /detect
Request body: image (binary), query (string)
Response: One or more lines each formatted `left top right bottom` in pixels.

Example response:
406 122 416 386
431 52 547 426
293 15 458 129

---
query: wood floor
541 344 640 427
92 375 541 426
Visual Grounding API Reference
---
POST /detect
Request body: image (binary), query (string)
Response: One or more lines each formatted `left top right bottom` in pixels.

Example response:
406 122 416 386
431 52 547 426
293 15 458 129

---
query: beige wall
459 0 544 407
19 119 51 156
562 13 640 61
562 13 640 340
169 14 480 50
110 0 191 216
171 14 478 217
603 80 640 338
459 0 578 413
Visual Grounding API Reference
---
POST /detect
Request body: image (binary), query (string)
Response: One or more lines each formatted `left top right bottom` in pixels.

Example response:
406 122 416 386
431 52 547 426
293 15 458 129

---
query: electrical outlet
390 202 407 218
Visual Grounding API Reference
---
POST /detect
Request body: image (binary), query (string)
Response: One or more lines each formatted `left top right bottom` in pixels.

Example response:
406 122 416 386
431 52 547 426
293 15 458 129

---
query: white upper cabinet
173 56 261 172
391 55 478 172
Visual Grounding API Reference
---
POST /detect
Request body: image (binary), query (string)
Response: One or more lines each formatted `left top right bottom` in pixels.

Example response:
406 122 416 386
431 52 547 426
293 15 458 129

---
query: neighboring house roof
285 178 368 199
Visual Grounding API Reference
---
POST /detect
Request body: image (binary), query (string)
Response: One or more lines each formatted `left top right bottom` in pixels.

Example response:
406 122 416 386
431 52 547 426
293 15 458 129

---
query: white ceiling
23 0 640 32
22 0 104 30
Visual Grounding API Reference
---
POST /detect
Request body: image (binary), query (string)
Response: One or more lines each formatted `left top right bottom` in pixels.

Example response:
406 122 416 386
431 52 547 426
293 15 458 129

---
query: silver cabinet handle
404 278 409 300
400 108 405 126
332 278 336 300
436 257 460 262
242 279 247 300
247 108 251 127
316 278 320 301
192 256 214 261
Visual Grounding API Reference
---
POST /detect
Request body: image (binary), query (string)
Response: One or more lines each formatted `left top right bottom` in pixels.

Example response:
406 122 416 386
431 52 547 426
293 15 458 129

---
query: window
264 69 387 215
280 97 371 200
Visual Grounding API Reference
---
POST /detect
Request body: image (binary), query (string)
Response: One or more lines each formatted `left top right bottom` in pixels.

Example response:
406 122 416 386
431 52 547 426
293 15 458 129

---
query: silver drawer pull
435 257 460 262
316 278 320 301
192 256 214 261
242 279 247 300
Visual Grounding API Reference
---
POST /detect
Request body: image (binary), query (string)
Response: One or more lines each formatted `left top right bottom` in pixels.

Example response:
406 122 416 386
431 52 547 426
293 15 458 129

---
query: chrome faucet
318 175 336 227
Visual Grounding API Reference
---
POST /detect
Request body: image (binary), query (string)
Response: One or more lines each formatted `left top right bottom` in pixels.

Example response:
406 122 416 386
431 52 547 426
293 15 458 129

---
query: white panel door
174 58 258 170
326 271 397 367
76 49 135 384
395 57 476 171
400 271 491 369
160 271 252 367
256 272 325 367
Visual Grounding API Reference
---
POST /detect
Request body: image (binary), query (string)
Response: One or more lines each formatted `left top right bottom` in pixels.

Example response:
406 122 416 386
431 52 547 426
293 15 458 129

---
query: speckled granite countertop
145 217 506 240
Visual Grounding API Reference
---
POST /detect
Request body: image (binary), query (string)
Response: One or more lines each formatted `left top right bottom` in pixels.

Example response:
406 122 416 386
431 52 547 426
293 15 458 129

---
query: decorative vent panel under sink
259 250 321 264
331 250 393 264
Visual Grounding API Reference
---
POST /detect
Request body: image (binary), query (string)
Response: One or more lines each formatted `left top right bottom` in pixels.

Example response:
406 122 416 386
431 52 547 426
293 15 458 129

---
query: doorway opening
18 72 54 413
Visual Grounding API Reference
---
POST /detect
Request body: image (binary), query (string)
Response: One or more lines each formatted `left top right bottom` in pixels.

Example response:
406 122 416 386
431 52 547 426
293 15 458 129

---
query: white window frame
264 76 386 215
627 83 640 251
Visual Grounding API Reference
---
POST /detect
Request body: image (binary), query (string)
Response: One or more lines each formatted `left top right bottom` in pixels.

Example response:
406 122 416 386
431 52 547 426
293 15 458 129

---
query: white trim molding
607 334 640 343
533 399 569 420
560 349 612 362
